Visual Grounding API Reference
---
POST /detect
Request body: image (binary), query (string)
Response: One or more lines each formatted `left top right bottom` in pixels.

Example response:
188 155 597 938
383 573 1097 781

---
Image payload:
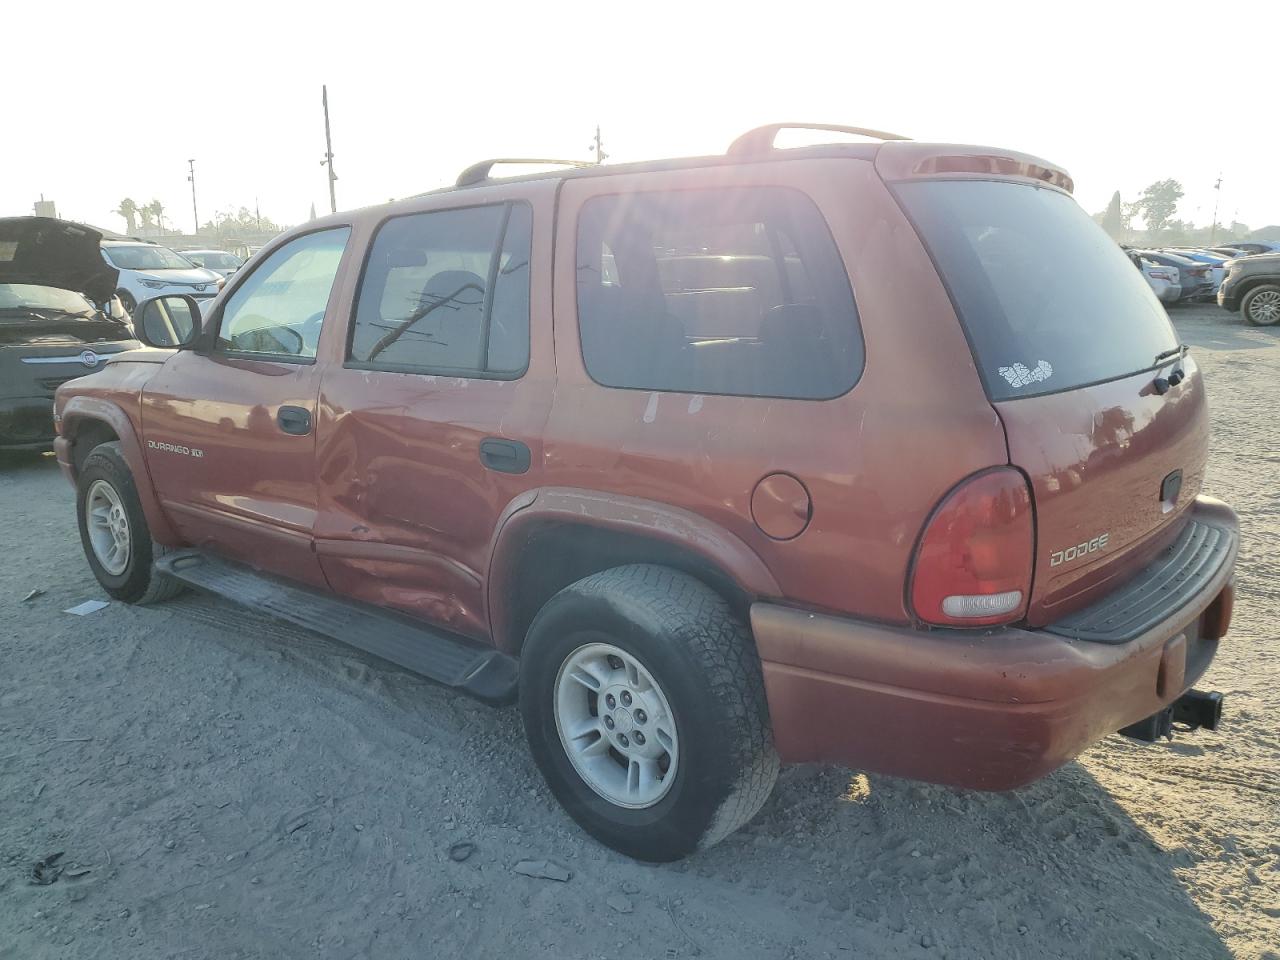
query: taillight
909 468 1034 627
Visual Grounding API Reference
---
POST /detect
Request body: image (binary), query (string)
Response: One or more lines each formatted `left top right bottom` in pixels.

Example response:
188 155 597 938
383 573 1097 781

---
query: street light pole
589 124 608 165
321 85 338 214
187 159 199 234
1209 174 1223 244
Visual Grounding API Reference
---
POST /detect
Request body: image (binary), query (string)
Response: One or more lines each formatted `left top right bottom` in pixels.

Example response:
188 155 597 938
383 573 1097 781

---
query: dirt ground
1 304 1277 960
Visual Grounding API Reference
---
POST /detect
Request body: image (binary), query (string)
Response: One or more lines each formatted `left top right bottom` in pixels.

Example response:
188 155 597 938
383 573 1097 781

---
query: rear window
897 180 1179 401
576 186 862 400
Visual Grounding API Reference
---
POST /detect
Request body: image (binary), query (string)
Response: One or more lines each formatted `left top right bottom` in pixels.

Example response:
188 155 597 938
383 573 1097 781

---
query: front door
314 194 553 640
142 227 352 587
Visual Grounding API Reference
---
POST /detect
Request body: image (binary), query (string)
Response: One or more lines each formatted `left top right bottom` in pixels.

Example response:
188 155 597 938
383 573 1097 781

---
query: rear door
313 189 553 641
141 227 352 587
896 178 1206 625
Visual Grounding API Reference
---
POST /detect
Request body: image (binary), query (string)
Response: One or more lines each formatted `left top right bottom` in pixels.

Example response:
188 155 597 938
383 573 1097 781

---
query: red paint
52 138 1238 791
750 473 812 540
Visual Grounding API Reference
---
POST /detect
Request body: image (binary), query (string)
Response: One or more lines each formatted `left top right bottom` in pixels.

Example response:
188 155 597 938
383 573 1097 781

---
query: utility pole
1209 174 1223 244
589 124 608 165
321 85 338 214
187 159 199 234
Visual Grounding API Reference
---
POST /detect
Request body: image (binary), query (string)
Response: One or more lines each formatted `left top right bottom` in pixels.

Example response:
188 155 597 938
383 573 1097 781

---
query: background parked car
100 239 223 313
1222 240 1280 256
1218 251 1280 326
1164 249 1229 291
1142 259 1181 303
0 217 139 449
179 249 245 279
1133 250 1215 301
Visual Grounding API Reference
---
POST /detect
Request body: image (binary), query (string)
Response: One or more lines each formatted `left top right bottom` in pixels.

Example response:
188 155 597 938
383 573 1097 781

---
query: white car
1142 259 1181 304
100 240 223 314
178 248 245 279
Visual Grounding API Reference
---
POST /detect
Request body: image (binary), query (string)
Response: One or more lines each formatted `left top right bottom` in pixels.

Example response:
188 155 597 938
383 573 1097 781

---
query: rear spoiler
875 142 1073 194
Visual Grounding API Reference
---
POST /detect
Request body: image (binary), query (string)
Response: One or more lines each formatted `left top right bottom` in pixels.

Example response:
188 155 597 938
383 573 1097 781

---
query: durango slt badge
147 440 203 458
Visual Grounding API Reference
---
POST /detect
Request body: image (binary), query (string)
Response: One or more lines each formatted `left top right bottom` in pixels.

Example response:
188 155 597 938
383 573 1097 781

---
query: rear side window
897 180 1179 401
576 186 862 399
349 202 531 376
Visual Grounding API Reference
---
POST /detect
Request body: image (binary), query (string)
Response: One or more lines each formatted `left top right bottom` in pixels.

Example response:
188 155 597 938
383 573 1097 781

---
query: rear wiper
1154 344 1186 364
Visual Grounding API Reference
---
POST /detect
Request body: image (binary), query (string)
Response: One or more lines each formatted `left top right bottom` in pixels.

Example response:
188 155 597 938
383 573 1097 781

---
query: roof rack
727 122 911 156
456 157 594 188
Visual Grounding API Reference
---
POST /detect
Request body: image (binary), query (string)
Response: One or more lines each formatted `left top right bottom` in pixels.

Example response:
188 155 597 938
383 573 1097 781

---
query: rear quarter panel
547 158 1008 623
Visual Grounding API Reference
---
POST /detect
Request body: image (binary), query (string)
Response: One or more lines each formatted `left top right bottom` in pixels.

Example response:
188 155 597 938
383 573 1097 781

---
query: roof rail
456 158 594 188
727 123 911 156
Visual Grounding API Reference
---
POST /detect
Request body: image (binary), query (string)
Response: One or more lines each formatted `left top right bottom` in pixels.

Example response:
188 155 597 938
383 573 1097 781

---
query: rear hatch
896 177 1205 626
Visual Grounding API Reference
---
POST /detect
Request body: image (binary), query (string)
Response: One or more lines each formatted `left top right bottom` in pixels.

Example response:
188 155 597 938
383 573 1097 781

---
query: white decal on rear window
998 360 1053 389
0 241 18 261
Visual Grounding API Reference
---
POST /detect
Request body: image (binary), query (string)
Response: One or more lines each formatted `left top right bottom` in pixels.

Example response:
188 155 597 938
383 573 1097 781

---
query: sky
5 0 1278 236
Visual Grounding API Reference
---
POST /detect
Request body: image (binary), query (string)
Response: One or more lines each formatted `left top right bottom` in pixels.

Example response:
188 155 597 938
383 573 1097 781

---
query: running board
155 549 517 705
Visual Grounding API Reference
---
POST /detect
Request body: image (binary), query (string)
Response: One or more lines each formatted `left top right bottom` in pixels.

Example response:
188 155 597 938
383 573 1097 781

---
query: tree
146 200 166 232
200 206 282 237
115 198 139 234
1134 179 1184 233
1100 191 1126 238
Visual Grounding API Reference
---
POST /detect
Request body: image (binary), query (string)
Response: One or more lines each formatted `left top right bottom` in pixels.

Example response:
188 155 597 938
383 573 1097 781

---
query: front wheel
519 565 779 861
1242 284 1280 326
76 441 184 604
116 290 137 315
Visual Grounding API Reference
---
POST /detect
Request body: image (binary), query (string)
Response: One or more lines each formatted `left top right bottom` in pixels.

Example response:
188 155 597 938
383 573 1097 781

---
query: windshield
102 245 196 271
186 251 242 269
897 179 1179 401
0 283 96 316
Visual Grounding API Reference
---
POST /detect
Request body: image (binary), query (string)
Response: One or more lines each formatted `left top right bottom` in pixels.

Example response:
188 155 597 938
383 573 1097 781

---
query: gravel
0 304 1276 959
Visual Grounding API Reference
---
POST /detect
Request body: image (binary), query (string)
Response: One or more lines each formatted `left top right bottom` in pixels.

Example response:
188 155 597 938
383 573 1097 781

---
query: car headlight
138 278 167 289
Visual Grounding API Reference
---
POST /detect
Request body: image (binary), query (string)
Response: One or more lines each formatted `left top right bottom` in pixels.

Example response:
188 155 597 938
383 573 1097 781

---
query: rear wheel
1242 284 1280 326
519 564 778 861
76 442 184 604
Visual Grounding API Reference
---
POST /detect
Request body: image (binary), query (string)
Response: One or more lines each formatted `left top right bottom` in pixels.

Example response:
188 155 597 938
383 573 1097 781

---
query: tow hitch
1119 689 1225 743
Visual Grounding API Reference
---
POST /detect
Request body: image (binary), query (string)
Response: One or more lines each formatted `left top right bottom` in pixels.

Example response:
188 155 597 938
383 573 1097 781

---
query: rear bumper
753 497 1238 790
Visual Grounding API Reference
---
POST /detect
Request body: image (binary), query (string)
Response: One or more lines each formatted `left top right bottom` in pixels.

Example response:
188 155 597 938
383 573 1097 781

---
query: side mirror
105 295 130 321
136 294 202 349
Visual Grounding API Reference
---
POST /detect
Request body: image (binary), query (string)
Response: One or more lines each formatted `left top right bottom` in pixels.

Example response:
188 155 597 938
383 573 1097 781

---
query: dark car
1133 249 1216 301
0 218 139 449
53 124 1236 861
1218 251 1280 325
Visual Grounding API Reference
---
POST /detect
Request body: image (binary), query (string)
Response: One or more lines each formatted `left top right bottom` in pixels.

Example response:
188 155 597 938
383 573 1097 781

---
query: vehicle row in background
100 240 235 313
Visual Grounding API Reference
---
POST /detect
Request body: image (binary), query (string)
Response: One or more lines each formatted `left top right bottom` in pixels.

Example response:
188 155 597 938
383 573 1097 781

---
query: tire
116 290 137 314
519 564 779 861
1241 284 1280 326
76 441 185 605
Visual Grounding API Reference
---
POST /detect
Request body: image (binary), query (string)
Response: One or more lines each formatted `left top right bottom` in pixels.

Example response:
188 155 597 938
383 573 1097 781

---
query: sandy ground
1 304 1277 960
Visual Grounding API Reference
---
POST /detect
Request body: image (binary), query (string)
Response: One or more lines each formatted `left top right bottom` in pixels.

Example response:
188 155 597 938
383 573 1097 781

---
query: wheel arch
60 396 180 544
485 487 780 656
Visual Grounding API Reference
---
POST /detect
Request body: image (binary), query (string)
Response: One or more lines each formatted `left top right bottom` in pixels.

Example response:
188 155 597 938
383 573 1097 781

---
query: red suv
54 124 1237 861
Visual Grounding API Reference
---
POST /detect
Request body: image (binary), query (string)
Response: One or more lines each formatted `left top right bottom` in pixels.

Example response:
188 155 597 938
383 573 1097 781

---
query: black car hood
0 217 119 305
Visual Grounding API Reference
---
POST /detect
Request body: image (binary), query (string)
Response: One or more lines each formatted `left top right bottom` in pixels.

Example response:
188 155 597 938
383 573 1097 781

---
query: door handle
479 438 531 474
277 405 312 436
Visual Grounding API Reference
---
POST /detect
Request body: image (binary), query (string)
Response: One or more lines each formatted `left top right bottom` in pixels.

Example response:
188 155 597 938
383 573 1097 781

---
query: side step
156 549 518 705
